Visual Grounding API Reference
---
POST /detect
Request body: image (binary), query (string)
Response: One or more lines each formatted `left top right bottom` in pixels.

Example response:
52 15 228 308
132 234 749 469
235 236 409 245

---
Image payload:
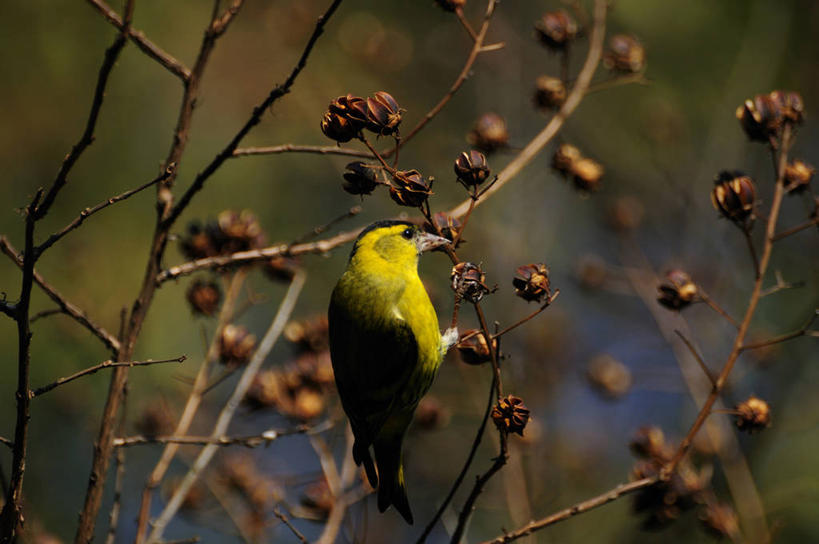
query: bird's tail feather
353 439 378 489
374 435 413 524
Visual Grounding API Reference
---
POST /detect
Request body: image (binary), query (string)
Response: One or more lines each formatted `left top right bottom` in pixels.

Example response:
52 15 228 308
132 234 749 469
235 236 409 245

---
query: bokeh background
1 0 818 542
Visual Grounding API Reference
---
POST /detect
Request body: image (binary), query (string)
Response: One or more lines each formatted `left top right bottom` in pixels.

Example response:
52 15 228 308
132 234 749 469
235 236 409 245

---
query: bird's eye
401 228 413 240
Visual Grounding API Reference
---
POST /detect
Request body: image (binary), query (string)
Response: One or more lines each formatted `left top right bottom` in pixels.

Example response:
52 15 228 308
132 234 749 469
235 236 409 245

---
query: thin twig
698 288 739 328
231 144 371 158
273 507 308 544
290 206 362 245
31 356 186 398
0 437 12 449
147 272 306 542
114 422 325 447
492 292 559 339
479 477 658 543
742 227 761 279
29 308 62 323
759 270 805 297
36 165 175 254
0 237 121 353
739 310 818 351
448 0 607 219
674 330 716 386
454 7 478 41
772 215 819 241
85 0 191 81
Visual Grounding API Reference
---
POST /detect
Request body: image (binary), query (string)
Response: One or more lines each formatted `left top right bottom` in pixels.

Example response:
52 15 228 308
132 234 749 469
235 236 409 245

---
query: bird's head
348 220 450 271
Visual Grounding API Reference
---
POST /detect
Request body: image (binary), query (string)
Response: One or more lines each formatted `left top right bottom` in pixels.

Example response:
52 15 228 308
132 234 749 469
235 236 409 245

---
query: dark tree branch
113 422 323 447
231 143 372 158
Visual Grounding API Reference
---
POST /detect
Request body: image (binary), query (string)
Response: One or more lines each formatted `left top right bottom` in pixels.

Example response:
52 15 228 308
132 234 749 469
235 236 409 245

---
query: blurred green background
1 0 818 542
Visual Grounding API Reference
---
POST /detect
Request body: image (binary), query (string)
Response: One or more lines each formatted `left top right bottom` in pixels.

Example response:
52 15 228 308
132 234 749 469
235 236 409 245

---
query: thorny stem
664 123 794 476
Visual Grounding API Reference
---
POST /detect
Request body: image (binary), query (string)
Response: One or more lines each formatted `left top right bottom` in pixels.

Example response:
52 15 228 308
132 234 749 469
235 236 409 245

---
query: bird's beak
415 232 450 253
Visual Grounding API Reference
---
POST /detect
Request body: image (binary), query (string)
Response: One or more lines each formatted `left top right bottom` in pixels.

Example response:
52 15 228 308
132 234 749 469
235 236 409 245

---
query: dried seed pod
414 396 451 430
586 354 632 400
179 220 220 260
512 263 552 303
284 316 330 353
292 388 326 421
570 157 604 192
320 110 358 143
629 425 670 462
365 91 402 136
389 169 432 207
711 171 756 225
425 212 463 244
454 150 491 188
135 401 175 437
491 395 531 436
342 161 380 196
328 94 369 129
219 324 257 367
451 262 491 303
534 10 578 50
455 329 496 365
735 94 780 142
534 75 567 110
608 196 645 232
784 159 815 193
699 503 740 539
603 34 646 73
467 112 509 153
631 458 709 529
734 396 771 433
244 370 283 409
657 269 698 310
186 280 221 316
216 209 265 253
769 90 804 124
434 0 466 12
264 255 300 282
552 143 582 175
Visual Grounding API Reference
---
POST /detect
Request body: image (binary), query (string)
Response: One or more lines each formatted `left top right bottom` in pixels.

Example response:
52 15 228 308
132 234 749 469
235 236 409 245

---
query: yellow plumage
328 221 453 524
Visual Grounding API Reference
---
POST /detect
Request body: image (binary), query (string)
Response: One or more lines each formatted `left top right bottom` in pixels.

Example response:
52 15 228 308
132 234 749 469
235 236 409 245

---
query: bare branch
674 330 716 386
0 300 15 319
113 422 325 448
740 310 818 351
698 288 739 328
36 165 175 255
0 437 12 449
0 237 121 352
85 0 191 81
479 477 658 543
772 215 819 241
231 144 371 159
31 356 186 398
760 269 805 297
273 507 308 544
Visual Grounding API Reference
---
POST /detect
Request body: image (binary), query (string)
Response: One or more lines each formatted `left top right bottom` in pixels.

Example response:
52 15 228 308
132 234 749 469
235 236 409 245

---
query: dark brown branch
772 216 819 241
0 237 121 352
492 292 560 340
29 308 62 323
31 356 186 398
0 300 15 319
697 288 739 328
33 22 128 221
480 477 658 543
86 0 191 81
674 330 716 386
231 144 371 158
166 0 344 227
0 437 12 449
740 310 818 351
291 206 362 245
113 422 321 448
36 165 175 255
156 227 362 283
742 227 761 279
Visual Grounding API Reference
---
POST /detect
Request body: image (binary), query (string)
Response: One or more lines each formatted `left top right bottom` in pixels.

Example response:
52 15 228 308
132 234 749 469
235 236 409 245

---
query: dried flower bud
244 370 283 409
321 111 357 143
491 395 531 436
534 10 578 50
608 196 645 232
414 396 451 430
264 255 300 282
135 401 175 437
769 90 804 124
179 220 220 260
570 157 604 192
328 94 369 128
186 280 221 316
365 91 402 136
216 209 265 253
284 316 330 353
451 261 491 303
455 329 496 365
657 269 698 310
631 458 708 529
603 34 646 73
219 324 257 367
711 171 756 225
552 143 582 175
512 263 552 303
425 212 463 244
736 90 803 142
534 75 567 110
700 503 740 539
389 169 432 207
784 159 815 193
434 0 466 12
467 112 509 153
342 161 380 196
454 150 491 188
629 426 670 461
586 354 632 400
734 396 771 433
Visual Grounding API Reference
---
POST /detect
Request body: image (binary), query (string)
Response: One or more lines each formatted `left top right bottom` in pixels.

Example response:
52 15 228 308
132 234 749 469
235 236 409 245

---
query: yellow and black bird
328 220 457 524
